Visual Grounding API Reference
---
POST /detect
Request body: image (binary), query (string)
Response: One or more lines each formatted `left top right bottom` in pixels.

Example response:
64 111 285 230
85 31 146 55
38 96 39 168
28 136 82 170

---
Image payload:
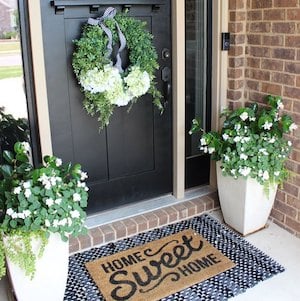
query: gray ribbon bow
88 7 126 73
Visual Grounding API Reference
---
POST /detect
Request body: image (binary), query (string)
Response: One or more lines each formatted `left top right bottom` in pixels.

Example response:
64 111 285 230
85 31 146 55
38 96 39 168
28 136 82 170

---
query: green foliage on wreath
72 12 163 129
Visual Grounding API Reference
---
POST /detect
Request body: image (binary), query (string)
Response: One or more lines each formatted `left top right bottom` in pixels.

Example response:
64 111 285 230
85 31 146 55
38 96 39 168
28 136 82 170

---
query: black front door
40 1 172 214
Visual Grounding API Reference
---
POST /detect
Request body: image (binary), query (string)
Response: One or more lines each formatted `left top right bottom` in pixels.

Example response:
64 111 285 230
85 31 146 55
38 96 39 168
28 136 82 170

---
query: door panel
40 1 172 214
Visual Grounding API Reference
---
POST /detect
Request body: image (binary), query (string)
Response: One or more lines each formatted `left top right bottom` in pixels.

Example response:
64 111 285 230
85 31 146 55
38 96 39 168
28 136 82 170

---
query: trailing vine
72 9 163 129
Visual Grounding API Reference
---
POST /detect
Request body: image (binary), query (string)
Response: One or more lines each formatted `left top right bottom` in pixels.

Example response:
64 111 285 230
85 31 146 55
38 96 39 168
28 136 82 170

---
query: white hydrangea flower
208 147 215 154
17 212 25 219
269 137 276 143
274 171 280 176
73 193 81 202
234 136 241 143
200 138 207 146
21 142 30 152
240 112 248 121
249 117 256 121
55 198 62 205
80 171 88 181
45 220 51 227
53 220 59 227
259 148 268 156
262 121 272 130
262 170 269 180
11 212 18 219
230 169 236 175
235 124 241 131
23 181 31 189
58 218 67 226
23 210 31 217
277 99 284 110
224 155 230 161
125 67 151 98
288 141 292 147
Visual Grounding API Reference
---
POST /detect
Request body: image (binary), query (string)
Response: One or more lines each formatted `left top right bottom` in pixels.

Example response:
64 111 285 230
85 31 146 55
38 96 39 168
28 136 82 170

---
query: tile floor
1 210 300 300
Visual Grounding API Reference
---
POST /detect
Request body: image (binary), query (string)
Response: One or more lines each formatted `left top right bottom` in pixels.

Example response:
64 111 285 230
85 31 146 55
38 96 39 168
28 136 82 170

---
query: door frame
27 0 229 200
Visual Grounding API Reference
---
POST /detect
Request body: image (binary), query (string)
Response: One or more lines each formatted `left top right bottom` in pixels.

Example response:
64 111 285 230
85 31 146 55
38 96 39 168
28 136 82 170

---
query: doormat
85 229 236 301
64 214 284 301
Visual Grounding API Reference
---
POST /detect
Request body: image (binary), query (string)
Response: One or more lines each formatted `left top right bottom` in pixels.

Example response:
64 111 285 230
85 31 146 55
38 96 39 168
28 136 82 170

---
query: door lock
162 48 171 60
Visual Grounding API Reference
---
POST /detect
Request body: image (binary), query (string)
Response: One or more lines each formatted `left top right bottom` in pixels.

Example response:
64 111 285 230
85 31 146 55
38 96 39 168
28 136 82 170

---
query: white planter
5 233 69 301
216 162 277 235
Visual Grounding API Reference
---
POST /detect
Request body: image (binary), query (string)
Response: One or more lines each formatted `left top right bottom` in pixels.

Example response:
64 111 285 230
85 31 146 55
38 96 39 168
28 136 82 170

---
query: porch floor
1 210 300 300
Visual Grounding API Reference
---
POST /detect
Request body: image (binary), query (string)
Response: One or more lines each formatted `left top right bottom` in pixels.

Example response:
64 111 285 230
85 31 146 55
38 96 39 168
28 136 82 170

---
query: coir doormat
85 229 236 301
64 214 284 301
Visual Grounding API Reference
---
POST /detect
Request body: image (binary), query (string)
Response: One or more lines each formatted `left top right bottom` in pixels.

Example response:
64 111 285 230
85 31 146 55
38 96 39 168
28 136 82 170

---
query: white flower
269 137 276 143
11 212 18 219
53 220 59 227
200 138 207 146
289 123 298 131
17 212 25 219
45 198 54 207
249 117 256 121
21 142 31 152
241 137 250 143
234 136 241 143
68 217 73 226
240 154 248 160
277 100 284 110
23 181 31 189
125 67 151 98
230 169 236 175
58 218 67 226
262 121 273 130
23 210 31 217
6 208 14 216
274 171 280 177
70 210 80 219
200 146 208 153
259 148 268 156
73 193 81 202
55 198 62 205
288 141 292 147
208 147 215 154
240 112 249 121
56 158 62 167
262 170 269 181
13 186 22 195
222 133 229 141
45 220 51 227
80 171 88 181
224 155 230 161
239 167 251 177
24 189 31 198
84 186 89 192
235 124 241 131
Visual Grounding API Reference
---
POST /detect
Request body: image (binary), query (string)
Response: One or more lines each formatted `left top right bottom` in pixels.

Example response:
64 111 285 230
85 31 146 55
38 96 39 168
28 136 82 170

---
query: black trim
206 0 212 132
18 0 42 165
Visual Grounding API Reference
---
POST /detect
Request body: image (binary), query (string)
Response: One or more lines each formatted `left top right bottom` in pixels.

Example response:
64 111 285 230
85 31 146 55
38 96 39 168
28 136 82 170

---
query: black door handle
161 66 171 108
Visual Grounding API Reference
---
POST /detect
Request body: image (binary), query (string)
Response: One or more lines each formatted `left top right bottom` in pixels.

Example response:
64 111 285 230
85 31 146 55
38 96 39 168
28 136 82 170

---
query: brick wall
228 0 300 237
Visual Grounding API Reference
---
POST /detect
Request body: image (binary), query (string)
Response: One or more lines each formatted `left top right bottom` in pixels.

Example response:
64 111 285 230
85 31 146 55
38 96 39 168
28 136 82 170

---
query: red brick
252 0 272 9
246 80 260 90
287 195 300 211
132 215 148 232
228 100 244 110
100 224 116 242
286 217 300 233
284 86 300 99
287 9 300 20
247 69 270 81
162 207 178 223
111 221 127 239
272 23 296 34
247 57 260 68
261 82 282 95
248 46 270 58
271 72 295 86
229 22 244 33
283 182 299 197
297 50 300 61
270 208 285 223
189 198 206 214
285 62 300 74
285 36 300 48
247 10 262 21
297 76 300 88
231 34 246 45
229 0 245 10
230 11 246 21
248 91 267 103
202 196 214 211
229 79 244 90
183 200 197 216
263 9 285 20
274 0 298 7
229 57 245 68
261 59 284 71
77 233 92 250
227 90 243 100
69 237 79 254
274 200 297 219
228 68 243 79
142 212 158 229
172 203 189 219
89 227 104 246
262 35 284 46
272 48 295 60
153 209 168 226
122 219 137 236
249 22 271 33
247 34 261 45
276 190 286 202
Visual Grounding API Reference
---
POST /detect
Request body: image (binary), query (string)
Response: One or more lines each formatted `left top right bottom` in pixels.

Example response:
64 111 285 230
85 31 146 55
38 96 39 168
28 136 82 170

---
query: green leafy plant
72 10 163 129
190 95 297 188
0 142 88 279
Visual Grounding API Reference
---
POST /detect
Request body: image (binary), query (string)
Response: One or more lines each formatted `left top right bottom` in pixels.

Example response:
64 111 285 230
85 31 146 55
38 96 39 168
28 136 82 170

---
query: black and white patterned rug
64 214 284 301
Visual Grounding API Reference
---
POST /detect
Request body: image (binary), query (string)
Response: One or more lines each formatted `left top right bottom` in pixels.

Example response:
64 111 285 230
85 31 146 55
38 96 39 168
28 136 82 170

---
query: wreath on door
72 7 163 129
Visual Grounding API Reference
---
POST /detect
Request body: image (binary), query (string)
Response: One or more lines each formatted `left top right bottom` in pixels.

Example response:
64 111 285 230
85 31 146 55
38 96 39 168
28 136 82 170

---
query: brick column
228 0 247 109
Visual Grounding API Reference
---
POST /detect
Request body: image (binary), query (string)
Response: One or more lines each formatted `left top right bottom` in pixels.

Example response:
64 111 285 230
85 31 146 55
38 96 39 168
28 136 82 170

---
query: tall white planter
216 163 277 235
5 233 69 301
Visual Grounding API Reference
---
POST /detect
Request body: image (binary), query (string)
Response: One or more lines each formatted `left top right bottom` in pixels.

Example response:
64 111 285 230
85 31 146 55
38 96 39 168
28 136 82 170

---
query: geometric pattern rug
64 214 284 300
